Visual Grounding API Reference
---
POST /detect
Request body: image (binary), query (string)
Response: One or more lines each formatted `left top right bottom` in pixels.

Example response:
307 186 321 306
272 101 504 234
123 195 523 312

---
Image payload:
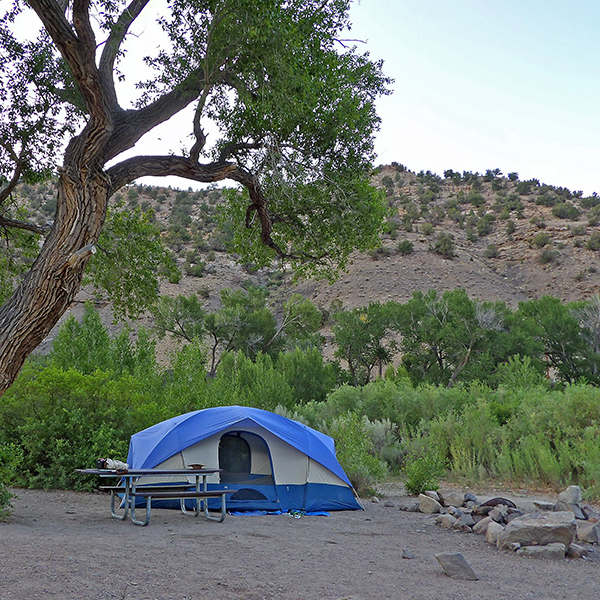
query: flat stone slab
435 552 479 580
516 543 566 560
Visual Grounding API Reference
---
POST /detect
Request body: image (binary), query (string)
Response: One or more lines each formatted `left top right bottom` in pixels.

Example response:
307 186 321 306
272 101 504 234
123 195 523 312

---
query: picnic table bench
77 467 230 526
130 489 235 526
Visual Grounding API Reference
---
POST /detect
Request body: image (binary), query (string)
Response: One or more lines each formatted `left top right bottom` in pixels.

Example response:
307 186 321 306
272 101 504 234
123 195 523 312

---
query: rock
557 485 582 505
384 501 396 508
480 497 517 509
418 494 442 514
533 500 555 511
463 492 477 504
473 516 493 535
486 521 505 545
370 496 380 504
506 542 521 551
567 543 588 559
423 490 441 502
438 490 464 507
497 512 576 550
472 504 494 517
398 502 420 512
434 552 479 580
582 505 600 522
489 506 509 522
402 549 415 559
576 520 600 544
438 514 457 529
505 509 525 523
516 543 566 560
456 513 475 529
558 503 587 520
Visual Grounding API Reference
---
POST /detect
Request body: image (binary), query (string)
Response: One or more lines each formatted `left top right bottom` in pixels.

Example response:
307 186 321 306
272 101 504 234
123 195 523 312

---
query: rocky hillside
18 164 600 353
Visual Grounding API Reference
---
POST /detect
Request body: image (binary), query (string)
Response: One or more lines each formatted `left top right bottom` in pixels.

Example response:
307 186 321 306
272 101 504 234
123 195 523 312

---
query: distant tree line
154 287 600 389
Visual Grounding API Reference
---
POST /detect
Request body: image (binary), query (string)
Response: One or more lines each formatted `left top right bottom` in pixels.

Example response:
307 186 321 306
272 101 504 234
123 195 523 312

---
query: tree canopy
0 0 390 396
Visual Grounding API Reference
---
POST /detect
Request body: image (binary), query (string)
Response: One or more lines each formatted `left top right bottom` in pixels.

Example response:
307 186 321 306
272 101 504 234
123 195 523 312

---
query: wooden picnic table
75 467 231 526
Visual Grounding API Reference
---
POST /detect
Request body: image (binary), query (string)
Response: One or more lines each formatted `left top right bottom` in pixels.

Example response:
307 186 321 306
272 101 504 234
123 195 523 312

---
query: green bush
539 247 560 265
326 412 387 495
587 232 600 251
0 365 152 490
421 222 434 236
430 233 456 259
0 444 19 521
552 202 580 220
532 232 552 248
397 239 414 255
0 484 12 522
403 448 446 495
484 244 499 258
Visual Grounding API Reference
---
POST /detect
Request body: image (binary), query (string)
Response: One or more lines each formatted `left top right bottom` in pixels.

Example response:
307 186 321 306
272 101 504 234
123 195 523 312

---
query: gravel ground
1 486 599 600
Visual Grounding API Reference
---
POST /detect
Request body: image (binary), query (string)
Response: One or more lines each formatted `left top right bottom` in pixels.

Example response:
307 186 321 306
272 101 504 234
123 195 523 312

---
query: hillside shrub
587 232 600 251
467 190 486 207
552 202 580 220
532 232 552 248
539 247 560 265
421 222 434 236
430 233 456 258
484 244 499 258
397 239 414 255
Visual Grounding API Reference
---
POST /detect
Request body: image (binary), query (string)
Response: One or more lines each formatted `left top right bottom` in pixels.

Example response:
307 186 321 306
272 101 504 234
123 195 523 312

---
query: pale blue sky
349 0 600 194
13 1 600 194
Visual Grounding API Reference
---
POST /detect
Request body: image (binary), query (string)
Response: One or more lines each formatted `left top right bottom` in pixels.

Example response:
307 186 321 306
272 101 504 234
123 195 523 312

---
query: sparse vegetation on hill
7 163 600 312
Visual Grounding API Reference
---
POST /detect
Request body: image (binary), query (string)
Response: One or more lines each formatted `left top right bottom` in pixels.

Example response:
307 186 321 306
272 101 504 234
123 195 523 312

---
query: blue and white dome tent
126 405 363 512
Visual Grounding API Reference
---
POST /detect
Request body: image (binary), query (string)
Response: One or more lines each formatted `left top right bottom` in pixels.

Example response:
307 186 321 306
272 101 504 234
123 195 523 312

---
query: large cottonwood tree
0 0 389 396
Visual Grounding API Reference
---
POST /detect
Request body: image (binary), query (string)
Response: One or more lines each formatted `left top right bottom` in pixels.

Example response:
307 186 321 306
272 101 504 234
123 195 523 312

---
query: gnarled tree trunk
0 168 109 395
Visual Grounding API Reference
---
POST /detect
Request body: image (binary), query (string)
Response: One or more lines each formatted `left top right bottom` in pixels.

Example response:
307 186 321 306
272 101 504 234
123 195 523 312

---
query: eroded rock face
496 511 576 550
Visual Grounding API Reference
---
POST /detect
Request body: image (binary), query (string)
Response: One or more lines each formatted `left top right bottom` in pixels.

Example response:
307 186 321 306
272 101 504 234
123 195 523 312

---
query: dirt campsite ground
1 483 599 600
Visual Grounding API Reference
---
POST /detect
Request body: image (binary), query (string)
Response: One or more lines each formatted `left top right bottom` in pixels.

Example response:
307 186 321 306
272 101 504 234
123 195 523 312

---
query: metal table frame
76 468 223 525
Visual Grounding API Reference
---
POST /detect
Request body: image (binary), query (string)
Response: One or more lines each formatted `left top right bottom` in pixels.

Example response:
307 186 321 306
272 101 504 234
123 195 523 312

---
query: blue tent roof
127 405 352 486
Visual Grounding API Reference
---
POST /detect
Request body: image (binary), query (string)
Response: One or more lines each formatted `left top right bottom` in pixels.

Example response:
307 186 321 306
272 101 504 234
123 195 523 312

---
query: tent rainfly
126 405 363 512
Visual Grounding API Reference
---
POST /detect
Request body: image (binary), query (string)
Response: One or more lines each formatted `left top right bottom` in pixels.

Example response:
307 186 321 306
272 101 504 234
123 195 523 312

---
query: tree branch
218 140 264 163
104 68 207 162
0 143 24 206
0 214 49 236
98 0 151 106
105 155 237 192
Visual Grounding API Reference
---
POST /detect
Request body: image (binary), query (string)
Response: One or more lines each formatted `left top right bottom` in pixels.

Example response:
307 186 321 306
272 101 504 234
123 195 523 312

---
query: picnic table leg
203 492 227 523
109 489 128 520
131 495 151 526
180 475 201 516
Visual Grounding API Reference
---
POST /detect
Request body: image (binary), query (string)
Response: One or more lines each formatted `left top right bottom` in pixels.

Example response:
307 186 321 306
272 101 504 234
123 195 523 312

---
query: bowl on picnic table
187 464 204 469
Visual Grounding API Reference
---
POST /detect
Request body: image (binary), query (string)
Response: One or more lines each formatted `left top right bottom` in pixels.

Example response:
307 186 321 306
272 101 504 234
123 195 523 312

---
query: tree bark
0 169 110 395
